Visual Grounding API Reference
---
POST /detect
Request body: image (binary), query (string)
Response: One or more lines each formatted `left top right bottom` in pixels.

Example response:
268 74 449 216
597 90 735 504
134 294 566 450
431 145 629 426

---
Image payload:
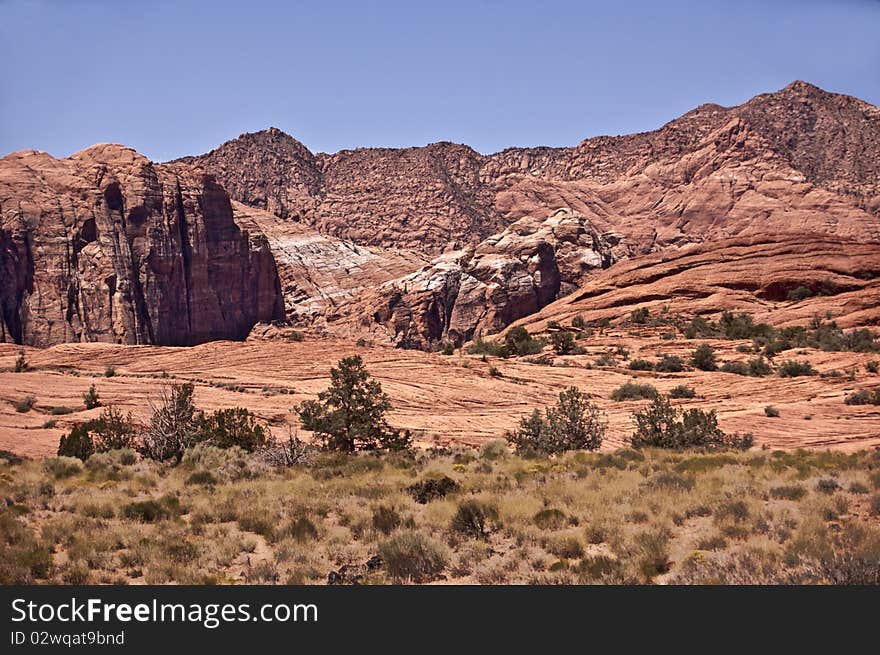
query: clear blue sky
1 0 878 161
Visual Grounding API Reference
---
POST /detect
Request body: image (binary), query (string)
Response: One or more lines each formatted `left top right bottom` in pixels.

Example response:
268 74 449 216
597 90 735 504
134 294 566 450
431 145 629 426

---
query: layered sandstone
186 81 880 260
232 201 428 319
4 81 880 351
0 145 284 347
319 209 625 347
512 236 880 333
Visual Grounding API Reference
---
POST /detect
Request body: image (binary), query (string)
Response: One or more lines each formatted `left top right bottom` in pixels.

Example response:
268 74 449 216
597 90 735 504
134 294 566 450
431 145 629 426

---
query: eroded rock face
322 209 622 348
5 81 880 351
513 236 880 332
231 201 428 320
0 145 284 347
183 134 502 254
186 81 880 261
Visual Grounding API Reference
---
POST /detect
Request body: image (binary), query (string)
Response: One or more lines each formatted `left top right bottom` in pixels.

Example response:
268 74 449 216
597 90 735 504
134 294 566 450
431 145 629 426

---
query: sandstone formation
180 131 502 253
232 201 428 319
320 209 625 347
186 81 880 261
0 145 284 347
3 336 879 457
4 81 880 351
513 236 880 333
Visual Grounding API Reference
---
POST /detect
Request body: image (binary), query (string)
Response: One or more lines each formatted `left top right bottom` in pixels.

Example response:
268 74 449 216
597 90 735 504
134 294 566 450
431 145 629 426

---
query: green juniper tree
506 387 605 454
298 355 411 452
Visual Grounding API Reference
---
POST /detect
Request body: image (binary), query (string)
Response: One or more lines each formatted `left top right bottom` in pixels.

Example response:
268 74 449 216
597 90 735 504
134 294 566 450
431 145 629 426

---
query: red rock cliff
0 144 284 347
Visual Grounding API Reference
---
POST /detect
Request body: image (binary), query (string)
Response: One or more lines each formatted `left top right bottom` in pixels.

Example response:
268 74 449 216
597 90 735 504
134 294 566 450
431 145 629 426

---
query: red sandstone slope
3 81 880 350
185 81 880 257
512 236 880 334
0 145 284 347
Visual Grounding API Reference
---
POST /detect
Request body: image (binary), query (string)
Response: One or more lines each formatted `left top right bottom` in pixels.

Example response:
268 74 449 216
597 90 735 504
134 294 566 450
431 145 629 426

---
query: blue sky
1 0 878 160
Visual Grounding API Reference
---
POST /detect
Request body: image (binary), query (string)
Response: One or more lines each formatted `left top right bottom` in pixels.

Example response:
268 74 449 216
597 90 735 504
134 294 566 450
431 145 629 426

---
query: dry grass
1 445 879 585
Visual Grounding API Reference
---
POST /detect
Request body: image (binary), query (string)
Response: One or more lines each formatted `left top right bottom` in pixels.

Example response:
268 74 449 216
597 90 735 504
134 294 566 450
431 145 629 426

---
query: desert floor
2 327 879 458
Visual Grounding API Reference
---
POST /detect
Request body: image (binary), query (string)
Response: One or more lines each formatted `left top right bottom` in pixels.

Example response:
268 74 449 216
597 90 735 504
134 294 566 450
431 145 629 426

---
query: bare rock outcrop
232 201 428 319
0 145 284 347
323 209 622 347
513 236 880 332
186 81 880 262
183 136 502 254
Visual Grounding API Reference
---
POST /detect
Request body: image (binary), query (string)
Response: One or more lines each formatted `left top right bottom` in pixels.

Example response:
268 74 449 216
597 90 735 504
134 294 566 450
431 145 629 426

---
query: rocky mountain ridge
0 145 284 347
183 81 880 256
3 81 879 348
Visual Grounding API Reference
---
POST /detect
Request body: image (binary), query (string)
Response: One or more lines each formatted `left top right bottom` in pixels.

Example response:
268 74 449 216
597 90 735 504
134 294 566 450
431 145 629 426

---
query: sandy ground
1 332 879 458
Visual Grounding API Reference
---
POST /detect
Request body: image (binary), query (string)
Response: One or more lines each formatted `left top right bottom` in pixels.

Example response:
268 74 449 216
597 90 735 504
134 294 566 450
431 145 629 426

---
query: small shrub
372 505 402 535
533 508 567 530
49 406 74 416
91 406 138 452
866 361 879 374
450 499 498 538
57 424 95 461
684 316 717 339
870 495 880 517
236 511 276 538
199 407 269 452
628 359 654 371
787 286 813 302
503 327 544 356
844 389 880 406
467 336 508 357
440 342 454 356
408 476 460 504
748 358 773 376
488 366 503 378
655 355 685 373
770 485 806 501
720 360 749 376
85 448 138 476
82 384 101 409
507 387 605 454
630 395 752 450
629 307 650 324
715 499 750 524
283 516 319 542
104 365 116 378
479 439 507 460
648 471 695 491
575 555 625 583
14 396 36 413
42 456 83 479
13 350 29 373
549 331 584 356
721 357 771 377
669 385 696 399
610 382 658 401
778 360 817 377
379 530 448 582
816 478 840 495
287 330 305 342
547 535 584 560
185 470 217 486
122 500 169 523
634 530 672 580
691 344 717 371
